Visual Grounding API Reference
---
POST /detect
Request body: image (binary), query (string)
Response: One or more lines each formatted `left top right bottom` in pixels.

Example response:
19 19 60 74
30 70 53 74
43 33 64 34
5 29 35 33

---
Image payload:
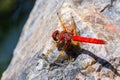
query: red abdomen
72 36 106 44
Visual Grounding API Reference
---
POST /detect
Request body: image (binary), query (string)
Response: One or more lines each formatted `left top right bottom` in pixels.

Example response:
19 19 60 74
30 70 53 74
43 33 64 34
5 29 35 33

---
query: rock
1 0 120 80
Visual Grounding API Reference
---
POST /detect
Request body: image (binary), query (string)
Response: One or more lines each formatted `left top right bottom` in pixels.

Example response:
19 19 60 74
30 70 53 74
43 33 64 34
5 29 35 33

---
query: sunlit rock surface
2 0 120 80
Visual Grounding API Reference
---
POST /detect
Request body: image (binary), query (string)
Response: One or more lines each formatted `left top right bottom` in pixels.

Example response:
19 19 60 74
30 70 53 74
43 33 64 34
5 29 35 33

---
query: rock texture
1 0 120 80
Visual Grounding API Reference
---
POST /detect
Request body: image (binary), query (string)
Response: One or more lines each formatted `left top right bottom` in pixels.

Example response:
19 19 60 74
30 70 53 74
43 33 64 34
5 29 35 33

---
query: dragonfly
43 12 106 65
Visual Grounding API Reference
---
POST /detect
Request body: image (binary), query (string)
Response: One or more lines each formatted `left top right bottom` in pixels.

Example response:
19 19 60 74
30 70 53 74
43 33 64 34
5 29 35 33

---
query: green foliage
0 0 16 13
0 0 35 78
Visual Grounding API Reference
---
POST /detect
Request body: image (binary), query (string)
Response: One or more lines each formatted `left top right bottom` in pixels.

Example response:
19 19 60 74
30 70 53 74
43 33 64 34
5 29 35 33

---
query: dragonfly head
52 30 59 41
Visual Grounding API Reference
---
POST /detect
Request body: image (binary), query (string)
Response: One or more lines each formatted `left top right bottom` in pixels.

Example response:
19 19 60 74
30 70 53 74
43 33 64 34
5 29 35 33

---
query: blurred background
0 0 35 78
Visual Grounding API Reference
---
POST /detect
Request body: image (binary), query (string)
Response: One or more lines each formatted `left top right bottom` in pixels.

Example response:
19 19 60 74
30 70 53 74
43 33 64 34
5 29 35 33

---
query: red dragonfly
44 13 106 64
52 13 106 47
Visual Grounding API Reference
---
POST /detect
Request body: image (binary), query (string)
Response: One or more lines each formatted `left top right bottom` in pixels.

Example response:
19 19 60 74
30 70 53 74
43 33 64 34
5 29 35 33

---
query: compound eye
52 30 59 41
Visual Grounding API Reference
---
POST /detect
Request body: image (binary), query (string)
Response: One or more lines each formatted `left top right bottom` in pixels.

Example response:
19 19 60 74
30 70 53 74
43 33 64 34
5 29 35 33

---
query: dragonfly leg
43 43 57 57
52 49 65 64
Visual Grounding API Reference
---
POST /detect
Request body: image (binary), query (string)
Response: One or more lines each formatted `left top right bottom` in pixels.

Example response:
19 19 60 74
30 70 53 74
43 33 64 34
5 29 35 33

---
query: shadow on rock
80 49 120 76
62 44 120 76
51 43 120 76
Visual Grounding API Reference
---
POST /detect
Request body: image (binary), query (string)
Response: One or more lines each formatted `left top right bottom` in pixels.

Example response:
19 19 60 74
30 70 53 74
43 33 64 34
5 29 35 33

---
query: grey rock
1 0 120 80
